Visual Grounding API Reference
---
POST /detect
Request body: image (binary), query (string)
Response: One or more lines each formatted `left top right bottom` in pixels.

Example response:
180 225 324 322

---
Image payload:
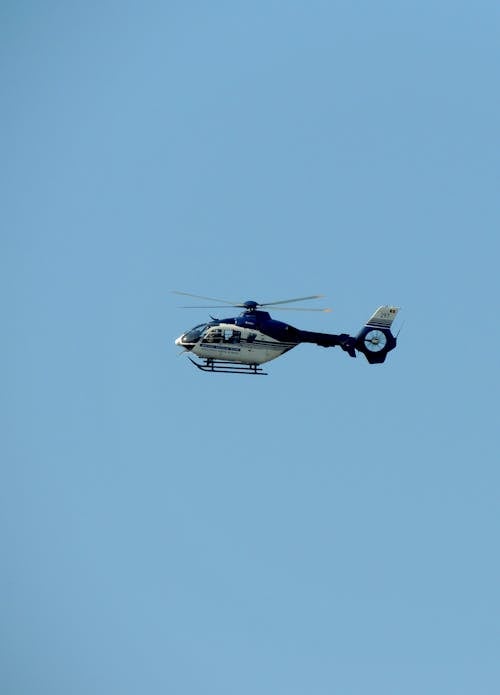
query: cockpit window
182 323 208 343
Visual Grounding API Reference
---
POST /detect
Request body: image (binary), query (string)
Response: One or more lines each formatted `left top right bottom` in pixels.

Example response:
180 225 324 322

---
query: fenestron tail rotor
172 291 332 312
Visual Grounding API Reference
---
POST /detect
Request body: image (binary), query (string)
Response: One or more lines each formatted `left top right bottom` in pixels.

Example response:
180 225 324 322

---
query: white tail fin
365 306 399 329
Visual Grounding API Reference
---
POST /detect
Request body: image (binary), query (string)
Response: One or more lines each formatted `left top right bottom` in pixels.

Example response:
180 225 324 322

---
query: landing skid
188 357 267 375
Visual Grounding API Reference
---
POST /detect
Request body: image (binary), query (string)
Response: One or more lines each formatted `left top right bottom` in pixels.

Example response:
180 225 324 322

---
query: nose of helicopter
175 334 194 350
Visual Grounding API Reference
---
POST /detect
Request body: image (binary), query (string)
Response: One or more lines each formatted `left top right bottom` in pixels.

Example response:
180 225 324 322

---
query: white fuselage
180 323 297 365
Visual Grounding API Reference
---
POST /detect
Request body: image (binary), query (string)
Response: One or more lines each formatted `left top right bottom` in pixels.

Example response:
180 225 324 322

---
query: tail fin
355 306 399 364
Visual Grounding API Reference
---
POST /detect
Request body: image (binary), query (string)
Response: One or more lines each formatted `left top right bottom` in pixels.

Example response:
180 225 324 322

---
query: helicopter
173 291 400 375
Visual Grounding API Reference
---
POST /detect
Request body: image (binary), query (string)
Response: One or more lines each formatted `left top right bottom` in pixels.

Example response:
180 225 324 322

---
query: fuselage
175 311 301 365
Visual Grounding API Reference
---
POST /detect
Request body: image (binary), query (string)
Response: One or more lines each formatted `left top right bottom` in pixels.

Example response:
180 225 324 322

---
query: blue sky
2 2 499 694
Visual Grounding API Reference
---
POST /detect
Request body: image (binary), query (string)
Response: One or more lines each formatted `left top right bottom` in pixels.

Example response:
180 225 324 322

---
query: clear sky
2 2 499 694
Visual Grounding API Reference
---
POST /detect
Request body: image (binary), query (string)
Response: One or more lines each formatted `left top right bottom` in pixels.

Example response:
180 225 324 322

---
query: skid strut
188 357 267 375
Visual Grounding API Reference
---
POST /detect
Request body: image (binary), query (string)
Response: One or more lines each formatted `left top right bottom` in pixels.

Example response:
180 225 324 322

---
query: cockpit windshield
182 323 209 343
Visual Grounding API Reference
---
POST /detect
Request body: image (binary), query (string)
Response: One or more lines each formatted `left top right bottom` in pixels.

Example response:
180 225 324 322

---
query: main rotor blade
177 304 245 309
172 291 331 311
177 304 331 312
270 306 332 312
171 290 241 305
259 294 325 307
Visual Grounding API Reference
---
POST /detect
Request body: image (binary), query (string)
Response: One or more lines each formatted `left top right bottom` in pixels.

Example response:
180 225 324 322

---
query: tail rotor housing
355 306 399 364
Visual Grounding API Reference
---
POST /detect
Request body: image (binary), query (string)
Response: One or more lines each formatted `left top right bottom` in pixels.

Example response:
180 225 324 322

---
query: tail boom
298 305 399 364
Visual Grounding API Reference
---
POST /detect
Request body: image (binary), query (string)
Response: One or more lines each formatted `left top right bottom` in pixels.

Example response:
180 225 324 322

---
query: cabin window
223 329 241 343
247 333 256 343
203 328 241 344
203 329 222 343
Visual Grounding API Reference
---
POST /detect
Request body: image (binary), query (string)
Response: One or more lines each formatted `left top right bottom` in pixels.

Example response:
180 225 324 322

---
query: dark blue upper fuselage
218 310 301 342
